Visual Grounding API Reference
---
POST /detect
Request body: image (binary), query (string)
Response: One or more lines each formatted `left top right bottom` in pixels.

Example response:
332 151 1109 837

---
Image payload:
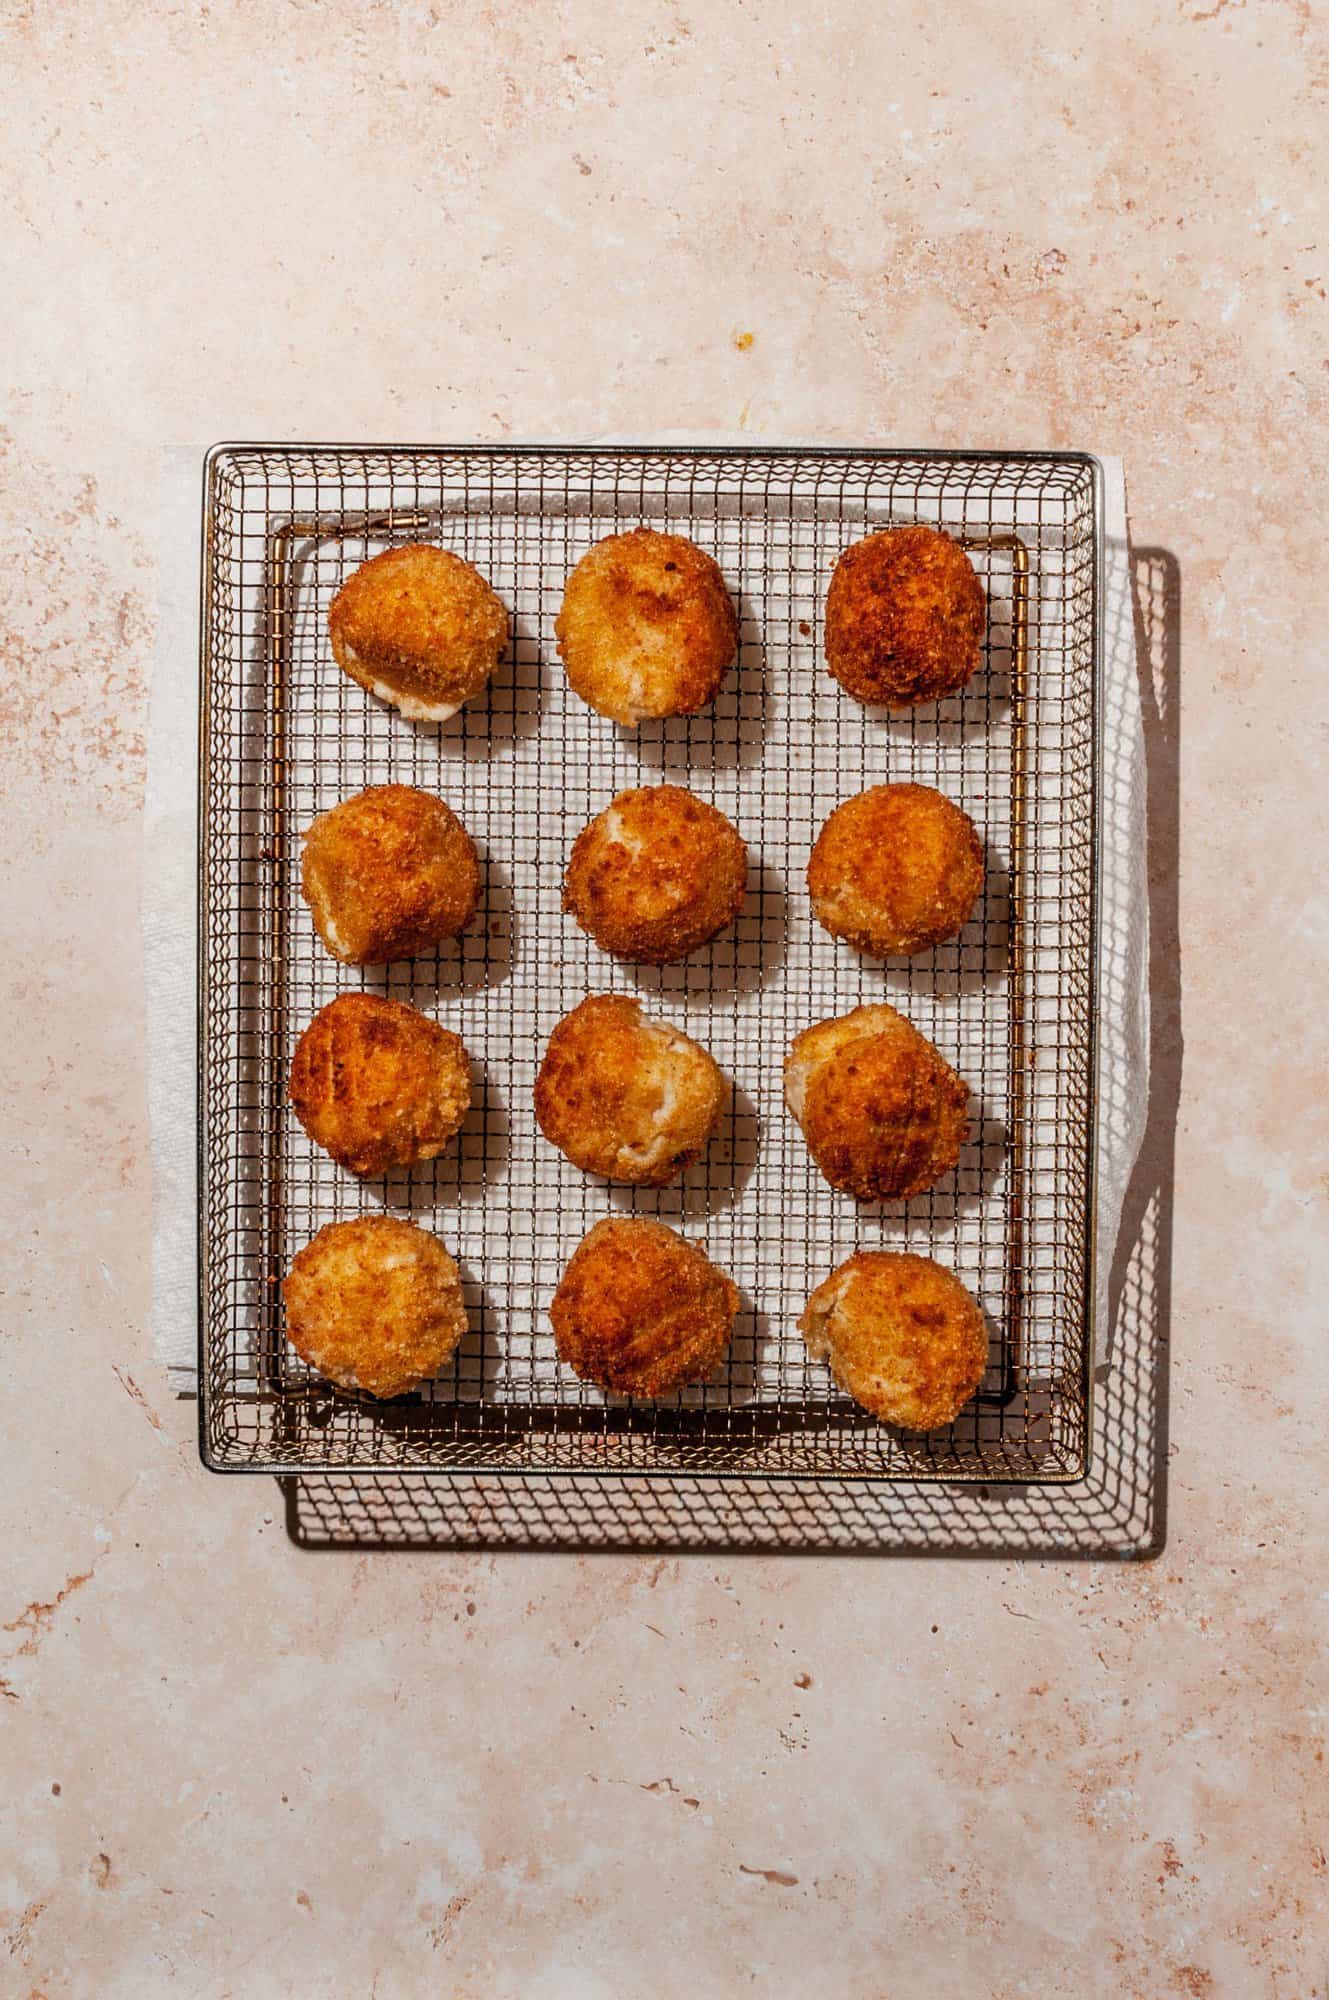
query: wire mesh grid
198 445 1100 1483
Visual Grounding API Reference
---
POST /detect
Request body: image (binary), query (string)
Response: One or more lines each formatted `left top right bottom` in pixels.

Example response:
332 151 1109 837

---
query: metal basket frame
197 443 1103 1485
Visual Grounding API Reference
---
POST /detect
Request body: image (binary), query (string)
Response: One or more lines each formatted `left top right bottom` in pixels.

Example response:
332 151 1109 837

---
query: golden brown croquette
299 784 480 967
808 782 984 957
288 993 471 1178
282 1215 467 1399
534 994 725 1187
784 1003 969 1201
563 785 747 964
824 526 984 707
800 1250 988 1430
555 527 737 724
549 1217 739 1397
328 542 506 721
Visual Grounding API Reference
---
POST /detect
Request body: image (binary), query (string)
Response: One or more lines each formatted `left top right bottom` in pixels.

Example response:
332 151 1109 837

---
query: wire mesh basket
198 444 1101 1483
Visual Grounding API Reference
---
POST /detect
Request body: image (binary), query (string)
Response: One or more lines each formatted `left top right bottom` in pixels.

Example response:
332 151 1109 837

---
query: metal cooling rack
197 444 1101 1484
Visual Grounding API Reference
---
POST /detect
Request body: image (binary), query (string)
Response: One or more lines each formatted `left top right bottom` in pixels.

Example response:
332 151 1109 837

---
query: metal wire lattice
198 445 1100 1482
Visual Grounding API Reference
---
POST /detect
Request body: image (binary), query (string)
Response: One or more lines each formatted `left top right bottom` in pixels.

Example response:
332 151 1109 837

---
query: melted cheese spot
341 642 462 722
601 804 646 857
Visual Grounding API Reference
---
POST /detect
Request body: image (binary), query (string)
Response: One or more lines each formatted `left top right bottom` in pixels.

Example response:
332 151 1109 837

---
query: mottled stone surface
2 3 1327 1995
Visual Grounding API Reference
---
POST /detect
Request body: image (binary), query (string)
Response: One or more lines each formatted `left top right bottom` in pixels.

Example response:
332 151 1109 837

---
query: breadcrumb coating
808 782 984 956
785 1003 969 1201
328 542 506 720
555 527 737 724
282 1215 467 1399
549 1217 739 1397
800 1250 987 1430
300 784 479 967
564 785 747 963
535 994 725 1186
824 526 984 707
289 992 471 1177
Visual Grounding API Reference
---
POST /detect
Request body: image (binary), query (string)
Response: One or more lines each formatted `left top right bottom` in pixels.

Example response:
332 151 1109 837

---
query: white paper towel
148 447 1146 1399
148 452 203 1394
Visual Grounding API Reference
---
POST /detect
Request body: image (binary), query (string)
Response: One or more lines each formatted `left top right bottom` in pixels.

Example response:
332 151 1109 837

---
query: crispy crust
784 1003 968 1201
288 992 471 1177
807 782 985 956
554 527 737 724
534 993 725 1186
328 543 507 719
549 1217 739 1397
282 1215 467 1399
563 785 747 964
800 1250 987 1430
824 526 984 707
300 784 480 966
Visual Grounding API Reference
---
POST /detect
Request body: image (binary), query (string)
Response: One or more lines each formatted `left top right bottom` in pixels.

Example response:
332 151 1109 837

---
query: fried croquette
282 1215 467 1399
824 525 985 707
784 1003 968 1201
800 1250 988 1430
300 784 479 966
808 782 984 957
549 1217 739 1397
328 542 507 721
563 785 747 963
555 527 738 724
288 992 471 1177
534 994 724 1186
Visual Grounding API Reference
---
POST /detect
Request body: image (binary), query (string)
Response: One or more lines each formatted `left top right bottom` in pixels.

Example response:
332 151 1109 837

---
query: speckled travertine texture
2 4 1327 1995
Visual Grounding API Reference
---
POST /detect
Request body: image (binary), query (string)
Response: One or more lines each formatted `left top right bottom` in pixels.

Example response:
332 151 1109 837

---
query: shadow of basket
278 539 1180 1559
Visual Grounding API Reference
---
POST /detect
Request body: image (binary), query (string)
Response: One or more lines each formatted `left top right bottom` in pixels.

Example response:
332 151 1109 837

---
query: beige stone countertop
4 3 1328 1995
